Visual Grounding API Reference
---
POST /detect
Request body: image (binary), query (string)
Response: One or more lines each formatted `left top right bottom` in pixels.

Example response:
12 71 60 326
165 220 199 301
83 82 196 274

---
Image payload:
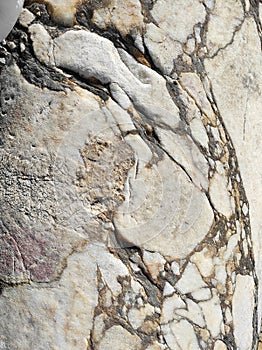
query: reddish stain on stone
0 223 65 284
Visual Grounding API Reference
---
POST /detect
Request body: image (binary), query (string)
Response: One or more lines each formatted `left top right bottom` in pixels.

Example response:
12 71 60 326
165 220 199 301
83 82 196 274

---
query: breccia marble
0 1 261 349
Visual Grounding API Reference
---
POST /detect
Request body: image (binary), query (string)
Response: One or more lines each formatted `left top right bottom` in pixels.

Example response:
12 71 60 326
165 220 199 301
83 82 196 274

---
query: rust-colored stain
25 0 85 26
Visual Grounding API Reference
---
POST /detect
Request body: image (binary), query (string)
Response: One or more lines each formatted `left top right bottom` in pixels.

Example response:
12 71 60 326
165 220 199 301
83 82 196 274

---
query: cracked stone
53 30 180 128
156 127 210 189
199 291 224 338
92 0 144 37
0 1 261 349
162 319 201 350
113 153 214 259
161 293 186 324
97 325 141 350
144 23 183 75
175 262 208 294
189 116 210 150
128 303 155 329
209 171 233 217
179 72 217 126
190 247 214 278
232 274 255 349
150 0 206 43
205 16 262 330
0 245 98 349
175 298 206 328
206 0 244 56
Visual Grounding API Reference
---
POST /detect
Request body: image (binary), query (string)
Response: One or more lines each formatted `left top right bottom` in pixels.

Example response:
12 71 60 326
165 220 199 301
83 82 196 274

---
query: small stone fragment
92 0 144 36
161 294 186 323
171 261 180 276
142 251 166 281
209 172 233 217
200 292 224 337
232 274 255 349
190 248 214 278
97 325 141 350
214 340 227 350
29 24 54 65
19 8 35 27
163 281 175 296
162 320 201 350
206 0 244 56
175 263 208 294
150 0 206 43
176 298 206 328
128 304 155 329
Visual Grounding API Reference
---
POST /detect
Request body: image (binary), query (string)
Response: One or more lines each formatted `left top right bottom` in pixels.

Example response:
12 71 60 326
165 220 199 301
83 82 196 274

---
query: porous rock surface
0 1 261 349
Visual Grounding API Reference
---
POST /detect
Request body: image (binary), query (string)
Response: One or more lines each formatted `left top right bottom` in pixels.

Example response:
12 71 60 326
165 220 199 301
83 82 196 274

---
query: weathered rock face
0 1 261 349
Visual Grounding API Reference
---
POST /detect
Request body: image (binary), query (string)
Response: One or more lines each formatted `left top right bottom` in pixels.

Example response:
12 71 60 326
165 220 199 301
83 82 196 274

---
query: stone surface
0 0 24 42
0 0 261 349
232 274 255 349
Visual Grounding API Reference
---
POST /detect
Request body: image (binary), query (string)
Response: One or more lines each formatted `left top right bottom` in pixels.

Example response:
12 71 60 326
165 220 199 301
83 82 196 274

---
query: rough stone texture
0 0 261 349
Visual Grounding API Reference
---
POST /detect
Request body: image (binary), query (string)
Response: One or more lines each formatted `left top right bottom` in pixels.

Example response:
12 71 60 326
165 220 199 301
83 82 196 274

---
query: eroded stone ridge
0 0 261 349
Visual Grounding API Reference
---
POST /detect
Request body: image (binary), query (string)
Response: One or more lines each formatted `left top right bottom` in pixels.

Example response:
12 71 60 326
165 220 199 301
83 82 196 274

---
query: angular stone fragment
214 340 227 350
232 274 255 349
175 263 208 294
142 251 166 281
19 8 35 27
29 23 54 65
150 0 206 43
162 319 201 350
161 293 186 323
199 292 224 337
144 23 183 74
175 298 205 328
209 171 233 217
190 247 214 278
206 0 244 56
92 0 144 36
97 325 141 350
